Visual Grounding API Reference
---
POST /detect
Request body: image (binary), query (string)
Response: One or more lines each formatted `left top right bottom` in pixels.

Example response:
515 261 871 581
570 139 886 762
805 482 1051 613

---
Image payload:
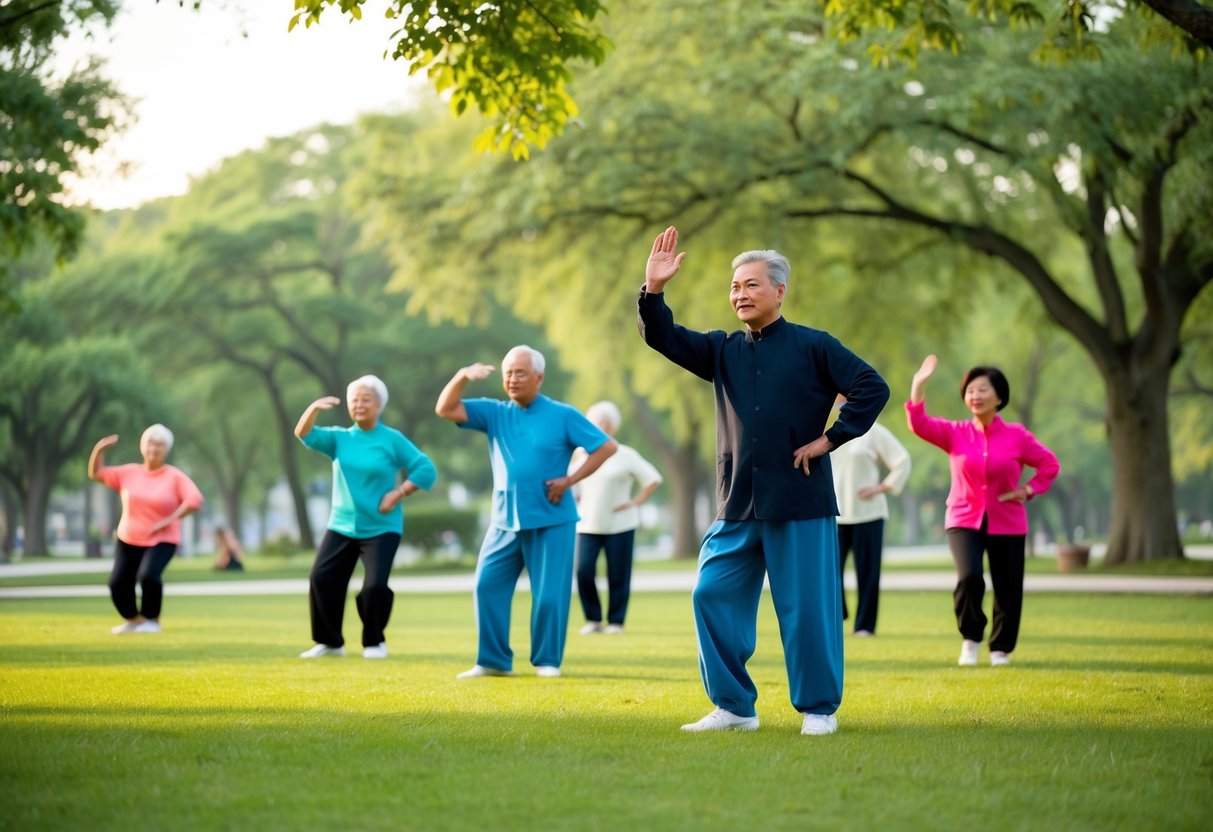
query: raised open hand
311 396 341 410
462 363 497 382
645 226 687 292
93 434 119 451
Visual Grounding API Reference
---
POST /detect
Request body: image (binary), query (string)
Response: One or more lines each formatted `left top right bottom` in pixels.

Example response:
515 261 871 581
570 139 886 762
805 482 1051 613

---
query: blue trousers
473 523 576 671
694 518 843 718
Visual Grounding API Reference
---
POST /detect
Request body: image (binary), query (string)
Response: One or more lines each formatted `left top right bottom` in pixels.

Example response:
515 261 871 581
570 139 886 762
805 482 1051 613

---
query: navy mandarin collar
744 316 787 343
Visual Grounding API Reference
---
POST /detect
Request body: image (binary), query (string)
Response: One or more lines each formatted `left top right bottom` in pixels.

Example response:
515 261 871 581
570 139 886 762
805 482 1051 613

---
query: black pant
946 519 1025 653
575 530 636 625
109 539 177 620
309 530 401 648
838 519 884 634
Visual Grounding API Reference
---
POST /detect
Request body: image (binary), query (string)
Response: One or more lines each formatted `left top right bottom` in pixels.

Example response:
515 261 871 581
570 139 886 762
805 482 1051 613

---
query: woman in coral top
906 355 1059 667
88 425 204 635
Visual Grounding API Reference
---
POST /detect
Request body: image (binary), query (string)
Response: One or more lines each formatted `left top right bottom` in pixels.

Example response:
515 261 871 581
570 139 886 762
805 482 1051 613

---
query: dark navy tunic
638 288 890 522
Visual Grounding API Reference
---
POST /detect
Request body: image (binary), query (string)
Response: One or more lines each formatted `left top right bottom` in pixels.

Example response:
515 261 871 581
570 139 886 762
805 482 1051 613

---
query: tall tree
0 0 125 308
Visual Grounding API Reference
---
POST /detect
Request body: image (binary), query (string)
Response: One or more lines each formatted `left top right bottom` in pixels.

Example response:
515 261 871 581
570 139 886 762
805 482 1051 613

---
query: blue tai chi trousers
694 517 843 718
473 522 576 671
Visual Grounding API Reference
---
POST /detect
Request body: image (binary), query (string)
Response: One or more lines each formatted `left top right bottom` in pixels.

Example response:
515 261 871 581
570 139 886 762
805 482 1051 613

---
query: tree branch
1140 0 1213 48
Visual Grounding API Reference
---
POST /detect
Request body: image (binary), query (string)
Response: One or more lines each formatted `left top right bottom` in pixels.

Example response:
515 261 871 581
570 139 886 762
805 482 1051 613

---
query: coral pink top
905 401 1058 535
97 464 204 547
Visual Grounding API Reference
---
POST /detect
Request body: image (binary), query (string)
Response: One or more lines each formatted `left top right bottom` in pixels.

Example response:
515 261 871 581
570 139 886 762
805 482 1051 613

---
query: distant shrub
403 503 482 554
258 535 303 558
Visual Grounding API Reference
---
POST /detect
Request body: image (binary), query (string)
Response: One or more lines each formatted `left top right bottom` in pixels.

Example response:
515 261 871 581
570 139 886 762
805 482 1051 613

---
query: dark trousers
309 530 401 648
946 519 1026 653
575 530 636 625
838 519 884 634
109 539 177 620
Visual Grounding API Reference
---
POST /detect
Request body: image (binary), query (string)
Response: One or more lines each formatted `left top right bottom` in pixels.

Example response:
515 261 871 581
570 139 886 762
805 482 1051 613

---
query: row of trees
3 1 1210 563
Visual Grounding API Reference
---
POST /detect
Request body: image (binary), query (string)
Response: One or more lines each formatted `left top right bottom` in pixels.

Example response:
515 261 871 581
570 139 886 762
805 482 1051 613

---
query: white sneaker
801 713 839 736
990 650 1011 667
111 621 138 635
133 620 162 634
299 644 346 659
603 624 624 635
680 708 759 732
958 639 980 666
455 664 512 679
852 629 873 638
579 622 603 635
363 643 388 659
535 665 561 677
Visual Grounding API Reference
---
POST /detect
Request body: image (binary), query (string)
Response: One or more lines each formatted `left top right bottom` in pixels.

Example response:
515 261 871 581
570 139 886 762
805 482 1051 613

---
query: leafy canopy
288 0 611 159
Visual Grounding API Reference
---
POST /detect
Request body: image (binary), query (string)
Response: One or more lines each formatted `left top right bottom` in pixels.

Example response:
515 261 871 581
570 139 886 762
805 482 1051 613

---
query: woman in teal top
294 374 437 660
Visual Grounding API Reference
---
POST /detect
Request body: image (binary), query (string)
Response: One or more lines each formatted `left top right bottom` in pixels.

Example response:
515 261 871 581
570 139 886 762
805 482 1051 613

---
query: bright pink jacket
905 400 1059 535
97 464 204 547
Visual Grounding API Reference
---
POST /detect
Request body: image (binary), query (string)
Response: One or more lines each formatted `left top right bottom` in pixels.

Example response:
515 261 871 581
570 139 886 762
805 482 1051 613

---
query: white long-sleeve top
830 422 911 525
572 444 663 535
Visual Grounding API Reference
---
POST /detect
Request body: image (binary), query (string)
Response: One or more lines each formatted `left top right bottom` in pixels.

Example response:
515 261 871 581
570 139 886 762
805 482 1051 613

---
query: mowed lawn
0 589 1209 831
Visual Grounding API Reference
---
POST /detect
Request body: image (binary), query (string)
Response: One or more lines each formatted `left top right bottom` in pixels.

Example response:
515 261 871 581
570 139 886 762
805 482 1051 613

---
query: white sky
53 1 424 210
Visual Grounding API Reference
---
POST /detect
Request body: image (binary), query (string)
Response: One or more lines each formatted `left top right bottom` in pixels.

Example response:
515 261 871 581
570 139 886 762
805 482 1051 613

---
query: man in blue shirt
638 226 889 736
436 345 617 678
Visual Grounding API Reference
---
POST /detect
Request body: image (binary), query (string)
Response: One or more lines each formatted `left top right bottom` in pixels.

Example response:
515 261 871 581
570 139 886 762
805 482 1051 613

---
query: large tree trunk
21 467 53 556
0 481 17 560
1103 367 1184 564
265 388 314 551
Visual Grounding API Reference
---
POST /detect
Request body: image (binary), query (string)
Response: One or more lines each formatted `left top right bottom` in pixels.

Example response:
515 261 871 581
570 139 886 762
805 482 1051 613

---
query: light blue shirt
301 422 437 539
459 395 609 531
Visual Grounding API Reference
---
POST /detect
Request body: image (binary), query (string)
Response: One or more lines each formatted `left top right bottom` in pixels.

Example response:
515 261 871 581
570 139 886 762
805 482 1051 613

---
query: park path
2 567 1211 599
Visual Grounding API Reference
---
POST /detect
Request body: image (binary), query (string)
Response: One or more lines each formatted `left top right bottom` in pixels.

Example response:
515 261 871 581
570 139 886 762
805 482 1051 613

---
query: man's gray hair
586 400 622 432
731 249 791 289
141 423 174 452
347 374 389 407
504 345 545 374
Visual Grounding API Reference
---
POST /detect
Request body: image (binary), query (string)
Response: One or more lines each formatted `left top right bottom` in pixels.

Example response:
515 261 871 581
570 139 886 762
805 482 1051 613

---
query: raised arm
87 435 119 481
435 363 496 424
645 226 687 294
294 396 341 439
909 354 937 404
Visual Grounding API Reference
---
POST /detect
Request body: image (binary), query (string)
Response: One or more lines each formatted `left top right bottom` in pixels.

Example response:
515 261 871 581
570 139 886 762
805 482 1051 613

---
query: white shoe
852 629 873 638
299 644 346 659
111 621 138 635
579 622 603 635
535 665 562 677
801 713 839 736
990 650 1011 667
958 640 980 666
455 664 512 679
133 620 161 634
363 643 388 659
603 624 624 635
680 708 759 732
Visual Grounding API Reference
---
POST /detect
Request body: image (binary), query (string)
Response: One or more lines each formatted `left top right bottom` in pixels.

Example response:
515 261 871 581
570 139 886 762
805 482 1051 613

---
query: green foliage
0 0 126 306
288 0 611 158
401 500 481 553
1 592 1211 829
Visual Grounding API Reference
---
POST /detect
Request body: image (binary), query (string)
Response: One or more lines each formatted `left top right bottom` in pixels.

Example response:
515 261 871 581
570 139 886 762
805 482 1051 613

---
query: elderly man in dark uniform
638 226 889 736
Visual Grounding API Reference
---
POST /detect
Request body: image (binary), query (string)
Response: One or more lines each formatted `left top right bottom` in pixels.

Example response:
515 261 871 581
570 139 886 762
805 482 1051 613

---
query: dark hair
960 366 1010 411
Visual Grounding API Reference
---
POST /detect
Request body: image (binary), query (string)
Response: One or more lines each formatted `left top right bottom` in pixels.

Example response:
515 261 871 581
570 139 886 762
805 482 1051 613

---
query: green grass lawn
1 590 1209 831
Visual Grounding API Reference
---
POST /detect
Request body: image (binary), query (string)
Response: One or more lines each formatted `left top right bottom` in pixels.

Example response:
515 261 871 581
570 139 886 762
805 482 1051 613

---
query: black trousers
309 530 401 648
109 539 177 620
575 530 636 625
946 519 1026 653
838 519 884 634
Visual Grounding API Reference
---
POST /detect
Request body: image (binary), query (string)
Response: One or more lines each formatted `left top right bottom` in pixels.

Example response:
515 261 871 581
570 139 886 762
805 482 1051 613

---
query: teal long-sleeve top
300 422 438 538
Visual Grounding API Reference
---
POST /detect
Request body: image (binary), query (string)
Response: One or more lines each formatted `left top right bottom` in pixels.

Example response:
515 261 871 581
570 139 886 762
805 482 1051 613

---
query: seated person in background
213 526 245 571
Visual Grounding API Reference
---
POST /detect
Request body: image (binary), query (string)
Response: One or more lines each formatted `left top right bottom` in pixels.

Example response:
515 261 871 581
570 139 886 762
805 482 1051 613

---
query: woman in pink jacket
907 355 1059 667
88 425 204 635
